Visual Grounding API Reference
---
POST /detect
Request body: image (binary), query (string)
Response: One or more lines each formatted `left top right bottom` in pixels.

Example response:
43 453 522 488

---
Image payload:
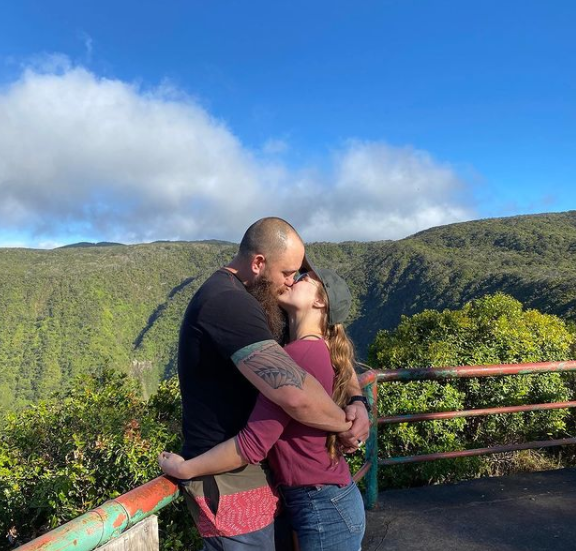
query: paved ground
362 467 576 551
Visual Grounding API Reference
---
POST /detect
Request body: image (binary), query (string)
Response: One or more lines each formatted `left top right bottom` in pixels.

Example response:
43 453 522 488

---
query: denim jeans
280 481 366 551
201 523 275 551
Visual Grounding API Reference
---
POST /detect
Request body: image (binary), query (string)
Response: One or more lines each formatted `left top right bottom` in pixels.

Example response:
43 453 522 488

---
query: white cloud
0 59 476 246
304 141 472 241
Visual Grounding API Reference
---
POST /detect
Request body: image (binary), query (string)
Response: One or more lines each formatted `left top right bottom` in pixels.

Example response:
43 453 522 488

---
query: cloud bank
0 58 475 246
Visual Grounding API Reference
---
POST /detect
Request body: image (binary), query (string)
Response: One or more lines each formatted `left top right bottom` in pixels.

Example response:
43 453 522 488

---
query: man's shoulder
191 270 262 317
183 270 273 356
194 269 247 301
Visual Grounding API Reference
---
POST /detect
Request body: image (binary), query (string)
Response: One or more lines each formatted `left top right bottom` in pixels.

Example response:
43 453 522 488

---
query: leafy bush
0 370 201 550
368 293 575 488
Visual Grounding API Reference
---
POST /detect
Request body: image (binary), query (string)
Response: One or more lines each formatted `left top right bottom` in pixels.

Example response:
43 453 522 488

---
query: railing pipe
380 400 576 424
18 476 179 551
376 360 576 382
380 437 576 466
363 375 380 510
352 460 372 483
358 361 576 507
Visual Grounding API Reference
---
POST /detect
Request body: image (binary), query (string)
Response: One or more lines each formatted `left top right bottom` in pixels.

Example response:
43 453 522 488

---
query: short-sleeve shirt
178 268 274 459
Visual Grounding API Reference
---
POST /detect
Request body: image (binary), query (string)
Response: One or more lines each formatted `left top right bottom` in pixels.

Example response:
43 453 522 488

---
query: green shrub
368 293 575 488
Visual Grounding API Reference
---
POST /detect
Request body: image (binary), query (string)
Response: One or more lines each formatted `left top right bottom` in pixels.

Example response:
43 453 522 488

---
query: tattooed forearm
232 340 307 390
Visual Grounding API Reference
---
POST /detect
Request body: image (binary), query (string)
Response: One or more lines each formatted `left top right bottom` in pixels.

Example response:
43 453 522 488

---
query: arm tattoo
232 340 307 390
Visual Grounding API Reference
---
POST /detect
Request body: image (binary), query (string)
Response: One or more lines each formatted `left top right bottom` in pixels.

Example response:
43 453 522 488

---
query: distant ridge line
57 241 125 249
56 239 237 249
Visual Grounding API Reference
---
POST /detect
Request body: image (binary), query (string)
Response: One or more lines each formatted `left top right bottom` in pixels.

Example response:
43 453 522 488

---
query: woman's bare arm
158 438 246 479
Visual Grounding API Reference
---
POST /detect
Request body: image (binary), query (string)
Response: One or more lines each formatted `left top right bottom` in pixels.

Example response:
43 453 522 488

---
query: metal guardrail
355 360 576 509
19 360 576 549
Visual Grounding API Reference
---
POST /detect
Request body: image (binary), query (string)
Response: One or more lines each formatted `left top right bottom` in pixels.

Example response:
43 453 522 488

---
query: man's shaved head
238 217 303 261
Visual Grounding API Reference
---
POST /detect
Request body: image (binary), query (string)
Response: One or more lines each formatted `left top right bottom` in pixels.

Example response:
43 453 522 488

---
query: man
178 217 369 550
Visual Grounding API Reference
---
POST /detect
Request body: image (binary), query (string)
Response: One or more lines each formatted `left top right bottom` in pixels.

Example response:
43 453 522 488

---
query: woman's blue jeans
280 481 366 551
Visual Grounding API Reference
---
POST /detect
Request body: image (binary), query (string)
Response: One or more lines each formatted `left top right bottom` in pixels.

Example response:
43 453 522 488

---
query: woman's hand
158 451 187 478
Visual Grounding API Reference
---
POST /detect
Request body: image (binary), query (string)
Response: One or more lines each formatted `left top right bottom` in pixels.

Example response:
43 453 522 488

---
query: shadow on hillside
133 276 198 348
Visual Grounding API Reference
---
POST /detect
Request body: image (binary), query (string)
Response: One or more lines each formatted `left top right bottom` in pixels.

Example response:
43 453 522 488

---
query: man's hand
337 403 370 454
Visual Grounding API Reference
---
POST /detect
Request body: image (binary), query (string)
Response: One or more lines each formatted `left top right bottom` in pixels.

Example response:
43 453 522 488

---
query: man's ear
251 254 266 276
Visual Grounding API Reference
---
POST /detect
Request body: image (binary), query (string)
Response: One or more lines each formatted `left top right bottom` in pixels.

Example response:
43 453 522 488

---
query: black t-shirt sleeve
200 288 274 358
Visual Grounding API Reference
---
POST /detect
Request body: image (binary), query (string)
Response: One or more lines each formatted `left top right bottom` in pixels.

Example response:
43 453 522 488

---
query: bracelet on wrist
347 395 370 412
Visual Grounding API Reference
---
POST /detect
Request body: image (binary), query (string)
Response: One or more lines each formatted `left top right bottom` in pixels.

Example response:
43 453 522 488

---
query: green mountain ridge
2 211 576 415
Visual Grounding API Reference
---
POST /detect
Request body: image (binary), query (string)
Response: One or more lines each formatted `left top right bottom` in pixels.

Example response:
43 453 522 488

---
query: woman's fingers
158 451 172 464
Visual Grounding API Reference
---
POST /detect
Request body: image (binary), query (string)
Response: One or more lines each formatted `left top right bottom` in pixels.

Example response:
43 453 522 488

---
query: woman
159 266 366 550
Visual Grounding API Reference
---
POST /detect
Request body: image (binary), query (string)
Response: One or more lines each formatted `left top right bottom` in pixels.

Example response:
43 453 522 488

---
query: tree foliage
0 243 237 418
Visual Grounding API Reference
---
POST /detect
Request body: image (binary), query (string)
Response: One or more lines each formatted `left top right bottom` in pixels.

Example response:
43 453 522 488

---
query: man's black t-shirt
178 268 274 458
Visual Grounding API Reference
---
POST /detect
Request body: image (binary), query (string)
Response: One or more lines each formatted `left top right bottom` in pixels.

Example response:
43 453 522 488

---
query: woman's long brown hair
316 283 357 462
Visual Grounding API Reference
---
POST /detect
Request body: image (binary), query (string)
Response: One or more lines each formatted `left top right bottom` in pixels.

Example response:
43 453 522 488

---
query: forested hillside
348 211 576 353
0 242 237 414
2 211 576 416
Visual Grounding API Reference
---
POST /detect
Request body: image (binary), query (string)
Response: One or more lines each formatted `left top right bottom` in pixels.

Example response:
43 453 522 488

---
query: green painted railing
18 360 576 549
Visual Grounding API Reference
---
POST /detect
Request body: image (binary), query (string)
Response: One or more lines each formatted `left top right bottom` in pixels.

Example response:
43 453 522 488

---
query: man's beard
247 278 287 344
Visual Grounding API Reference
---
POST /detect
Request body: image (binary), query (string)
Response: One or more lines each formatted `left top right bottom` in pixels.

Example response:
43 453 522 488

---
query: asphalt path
363 467 576 551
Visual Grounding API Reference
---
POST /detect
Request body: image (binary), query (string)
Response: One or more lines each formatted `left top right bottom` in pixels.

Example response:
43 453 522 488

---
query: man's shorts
180 464 279 540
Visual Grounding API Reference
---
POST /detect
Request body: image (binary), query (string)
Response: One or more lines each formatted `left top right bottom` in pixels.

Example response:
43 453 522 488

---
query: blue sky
1 0 575 247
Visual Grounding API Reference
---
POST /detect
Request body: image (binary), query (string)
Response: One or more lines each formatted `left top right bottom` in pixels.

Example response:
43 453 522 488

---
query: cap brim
301 255 327 291
301 254 317 273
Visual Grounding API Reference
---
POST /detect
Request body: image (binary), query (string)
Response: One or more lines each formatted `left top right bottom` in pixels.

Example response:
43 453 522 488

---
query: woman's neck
287 311 323 342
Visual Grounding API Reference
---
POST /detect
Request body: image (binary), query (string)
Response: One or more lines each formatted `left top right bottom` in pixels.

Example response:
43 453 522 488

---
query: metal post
364 379 379 510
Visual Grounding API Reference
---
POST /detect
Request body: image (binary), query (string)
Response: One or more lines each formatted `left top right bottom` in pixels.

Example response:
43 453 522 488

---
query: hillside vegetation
2 211 576 415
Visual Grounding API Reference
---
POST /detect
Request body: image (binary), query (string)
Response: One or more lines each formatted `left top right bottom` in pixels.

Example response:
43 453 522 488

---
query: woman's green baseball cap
301 256 352 325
